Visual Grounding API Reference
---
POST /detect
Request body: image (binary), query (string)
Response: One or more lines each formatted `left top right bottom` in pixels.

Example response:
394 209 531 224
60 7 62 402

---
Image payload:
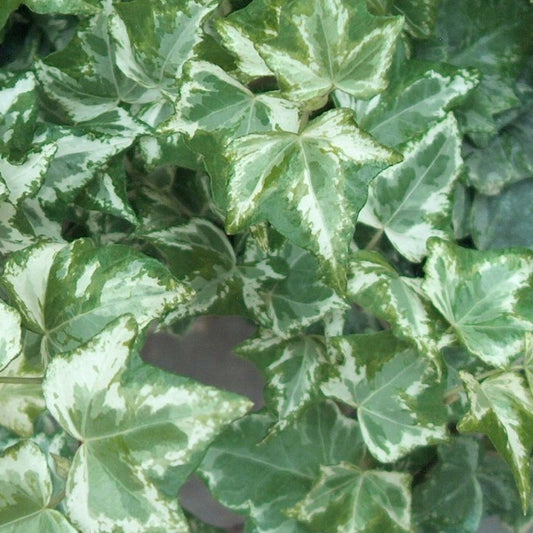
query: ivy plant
0 0 532 531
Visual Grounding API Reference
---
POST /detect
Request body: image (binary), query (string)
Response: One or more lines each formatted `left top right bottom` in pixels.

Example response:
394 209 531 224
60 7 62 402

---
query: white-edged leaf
43 315 251 533
458 371 533 512
359 114 462 262
0 440 76 532
287 462 412 533
423 238 533 367
0 301 22 371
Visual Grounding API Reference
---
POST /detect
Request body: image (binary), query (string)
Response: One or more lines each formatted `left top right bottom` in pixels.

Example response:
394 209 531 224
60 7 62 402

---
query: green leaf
43 315 251 532
0 440 77 532
200 401 365 533
334 60 478 147
359 114 462 262
25 0 100 15
471 178 533 251
215 0 282 80
258 0 403 108
392 0 440 39
415 0 533 136
423 238 533 367
287 462 411 533
225 108 399 290
458 371 533 512
0 1 19 34
109 0 220 95
322 331 447 462
347 251 443 364
0 301 22 371
237 332 330 431
413 437 483 533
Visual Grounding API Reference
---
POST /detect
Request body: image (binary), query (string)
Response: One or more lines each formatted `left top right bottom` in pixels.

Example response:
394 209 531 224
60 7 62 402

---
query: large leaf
347 251 443 364
225 108 399 290
334 59 477 148
423 238 533 367
258 0 403 108
359 114 462 262
287 462 411 533
471 178 533 251
200 401 366 533
392 0 440 39
322 331 447 462
458 371 533 512
0 301 21 371
0 440 77 532
43 315 251 532
413 437 483 532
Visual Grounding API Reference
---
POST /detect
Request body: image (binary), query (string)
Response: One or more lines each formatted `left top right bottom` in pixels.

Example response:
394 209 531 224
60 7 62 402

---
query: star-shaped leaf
225 108 400 290
0 440 77 532
43 315 251 532
287 462 412 533
359 114 462 262
423 238 533 367
458 371 533 512
258 0 403 109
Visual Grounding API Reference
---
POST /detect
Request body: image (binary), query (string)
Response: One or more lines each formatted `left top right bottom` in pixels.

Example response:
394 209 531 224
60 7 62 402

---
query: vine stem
0 376 43 384
443 365 525 404
48 490 66 509
365 229 384 251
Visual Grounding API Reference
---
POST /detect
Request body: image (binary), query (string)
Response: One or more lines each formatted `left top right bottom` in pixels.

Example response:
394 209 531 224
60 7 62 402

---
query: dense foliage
0 0 532 531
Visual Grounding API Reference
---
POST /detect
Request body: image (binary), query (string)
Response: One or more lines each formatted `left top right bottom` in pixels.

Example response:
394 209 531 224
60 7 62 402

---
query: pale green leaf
359 114 462 262
322 331 447 462
347 251 442 364
25 0 100 15
258 0 403 108
458 371 533 512
109 0 219 95
0 440 77 532
287 462 411 533
43 315 251 533
413 437 483 533
226 108 399 290
200 402 365 533
423 238 533 367
0 301 22 371
471 178 533 251
334 60 478 147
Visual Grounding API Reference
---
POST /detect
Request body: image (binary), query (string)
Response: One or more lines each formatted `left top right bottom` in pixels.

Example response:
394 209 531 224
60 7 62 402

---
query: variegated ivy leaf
423 238 533 367
359 114 462 262
334 60 478 147
0 440 77 532
25 0 100 15
172 60 299 139
0 72 39 160
287 462 412 533
109 0 220 96
226 108 399 291
240 236 348 336
458 371 533 512
215 0 282 80
257 0 403 109
524 333 533 396
43 315 251 533
413 437 483 533
347 250 443 365
1 239 191 356
200 401 366 533
0 300 21 371
0 143 57 205
237 331 331 431
322 331 447 463
392 0 440 39
140 218 247 318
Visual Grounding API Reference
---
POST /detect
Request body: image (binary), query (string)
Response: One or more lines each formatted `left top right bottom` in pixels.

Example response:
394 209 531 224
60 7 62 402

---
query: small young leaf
0 440 77 532
43 315 251 532
459 372 533 512
287 462 412 533
359 114 462 262
423 238 533 367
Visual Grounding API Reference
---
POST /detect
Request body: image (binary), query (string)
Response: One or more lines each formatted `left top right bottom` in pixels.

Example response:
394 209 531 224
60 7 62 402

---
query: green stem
365 229 384 251
48 490 66 509
0 376 43 385
299 110 311 133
